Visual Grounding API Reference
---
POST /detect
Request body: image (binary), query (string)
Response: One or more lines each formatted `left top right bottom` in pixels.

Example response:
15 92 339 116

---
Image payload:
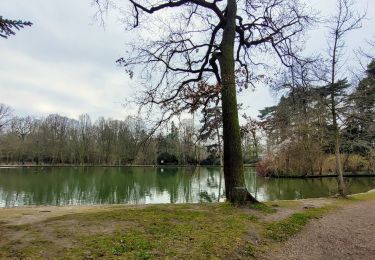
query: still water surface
1 167 374 207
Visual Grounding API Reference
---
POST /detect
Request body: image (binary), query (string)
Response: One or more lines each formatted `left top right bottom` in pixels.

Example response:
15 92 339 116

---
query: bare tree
358 37 375 60
11 116 34 141
321 0 365 196
0 104 13 132
241 115 262 162
10 116 34 164
95 0 313 203
78 114 93 164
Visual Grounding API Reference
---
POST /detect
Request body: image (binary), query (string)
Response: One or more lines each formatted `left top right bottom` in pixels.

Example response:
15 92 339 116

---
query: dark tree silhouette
95 0 313 203
0 16 32 38
0 104 13 132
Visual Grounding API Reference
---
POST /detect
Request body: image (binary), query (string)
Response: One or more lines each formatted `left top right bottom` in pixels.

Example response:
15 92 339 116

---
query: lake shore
0 189 374 259
267 172 375 178
2 164 374 179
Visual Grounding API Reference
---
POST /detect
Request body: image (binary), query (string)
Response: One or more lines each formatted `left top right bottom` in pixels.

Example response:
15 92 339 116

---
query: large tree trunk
219 0 257 204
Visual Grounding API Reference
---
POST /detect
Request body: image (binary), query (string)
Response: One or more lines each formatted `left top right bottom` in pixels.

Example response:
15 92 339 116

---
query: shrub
256 157 272 177
157 152 178 165
199 154 220 166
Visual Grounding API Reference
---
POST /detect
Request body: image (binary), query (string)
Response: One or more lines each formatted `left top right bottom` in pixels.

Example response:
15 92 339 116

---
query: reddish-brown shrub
256 157 272 177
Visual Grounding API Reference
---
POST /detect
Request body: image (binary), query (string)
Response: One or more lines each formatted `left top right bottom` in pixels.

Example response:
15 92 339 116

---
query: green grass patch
265 207 331 242
68 205 252 258
349 189 375 201
244 241 257 257
0 203 260 259
250 203 277 214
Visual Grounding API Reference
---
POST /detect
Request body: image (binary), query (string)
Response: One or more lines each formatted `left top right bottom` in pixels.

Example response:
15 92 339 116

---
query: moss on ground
249 203 277 214
264 207 331 242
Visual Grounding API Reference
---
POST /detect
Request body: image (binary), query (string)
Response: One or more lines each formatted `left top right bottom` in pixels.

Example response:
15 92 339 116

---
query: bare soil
0 204 147 226
263 198 334 222
263 200 375 260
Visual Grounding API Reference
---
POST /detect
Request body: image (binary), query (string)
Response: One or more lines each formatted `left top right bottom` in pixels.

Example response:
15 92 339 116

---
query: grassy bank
0 190 373 259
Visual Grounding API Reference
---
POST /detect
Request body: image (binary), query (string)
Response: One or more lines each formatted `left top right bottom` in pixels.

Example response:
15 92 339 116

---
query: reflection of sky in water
254 187 268 202
0 167 375 207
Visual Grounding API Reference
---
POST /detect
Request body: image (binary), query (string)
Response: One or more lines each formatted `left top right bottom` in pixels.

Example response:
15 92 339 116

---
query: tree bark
216 126 223 167
332 102 346 196
219 0 257 204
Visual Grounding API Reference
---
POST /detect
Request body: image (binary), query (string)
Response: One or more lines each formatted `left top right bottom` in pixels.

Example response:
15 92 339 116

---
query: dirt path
0 204 151 226
264 200 375 260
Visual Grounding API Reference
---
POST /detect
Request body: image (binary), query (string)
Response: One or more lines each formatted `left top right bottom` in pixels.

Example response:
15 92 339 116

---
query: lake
0 167 374 207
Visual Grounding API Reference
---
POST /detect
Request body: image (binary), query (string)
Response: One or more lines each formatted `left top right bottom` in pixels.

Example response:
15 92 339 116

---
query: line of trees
0 111 197 165
253 0 374 198
0 106 262 166
257 59 375 177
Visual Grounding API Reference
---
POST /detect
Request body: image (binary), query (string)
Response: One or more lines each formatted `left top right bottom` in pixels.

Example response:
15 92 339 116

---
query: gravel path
264 200 375 260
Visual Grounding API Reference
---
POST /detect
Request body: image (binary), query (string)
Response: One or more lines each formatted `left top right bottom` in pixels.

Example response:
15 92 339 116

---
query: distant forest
0 108 259 166
0 112 202 165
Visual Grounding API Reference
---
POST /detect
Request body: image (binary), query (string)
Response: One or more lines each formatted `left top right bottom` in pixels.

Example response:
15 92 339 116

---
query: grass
264 207 331 242
0 190 374 259
0 204 259 259
249 203 277 214
349 188 375 201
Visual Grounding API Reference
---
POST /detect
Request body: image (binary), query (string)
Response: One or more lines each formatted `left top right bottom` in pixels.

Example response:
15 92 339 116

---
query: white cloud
0 0 138 120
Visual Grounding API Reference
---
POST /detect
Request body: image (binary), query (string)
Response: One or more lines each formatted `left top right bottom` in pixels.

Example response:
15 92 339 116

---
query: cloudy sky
1 0 374 121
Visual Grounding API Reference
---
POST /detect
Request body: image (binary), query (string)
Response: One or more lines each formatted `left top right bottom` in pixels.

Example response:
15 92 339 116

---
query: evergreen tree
0 16 32 38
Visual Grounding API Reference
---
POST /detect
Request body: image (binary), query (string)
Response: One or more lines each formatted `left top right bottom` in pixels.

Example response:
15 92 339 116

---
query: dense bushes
256 157 272 177
256 154 373 176
199 154 220 166
157 152 178 165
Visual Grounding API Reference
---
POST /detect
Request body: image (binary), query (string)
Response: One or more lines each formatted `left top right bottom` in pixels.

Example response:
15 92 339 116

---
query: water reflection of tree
345 178 375 194
199 191 213 203
181 167 195 203
206 167 219 188
0 167 150 206
255 178 337 200
156 167 180 203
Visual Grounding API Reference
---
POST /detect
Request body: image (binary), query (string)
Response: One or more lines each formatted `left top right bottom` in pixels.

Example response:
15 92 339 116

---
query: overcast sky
1 0 374 121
